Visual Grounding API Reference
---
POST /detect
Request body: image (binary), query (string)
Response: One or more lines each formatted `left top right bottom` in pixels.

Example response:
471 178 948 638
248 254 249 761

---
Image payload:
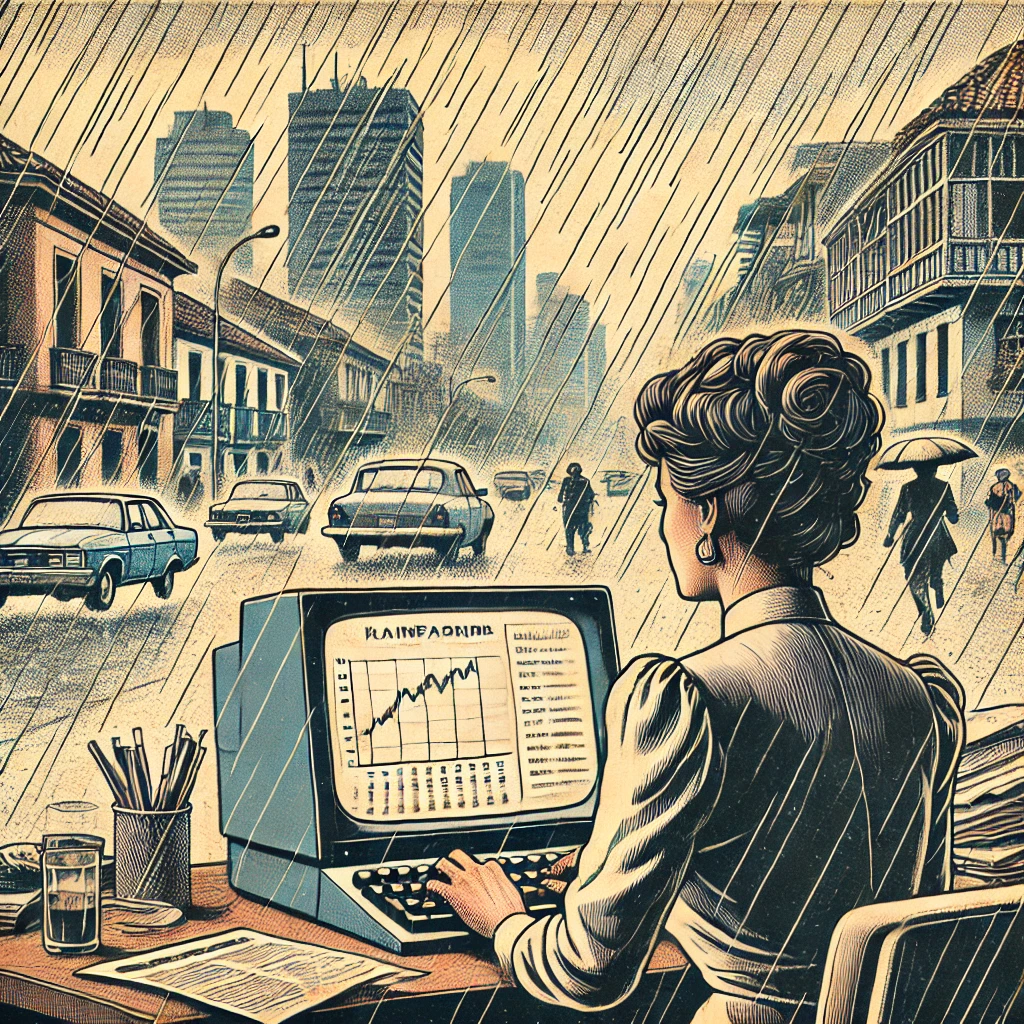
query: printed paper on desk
77 928 422 1024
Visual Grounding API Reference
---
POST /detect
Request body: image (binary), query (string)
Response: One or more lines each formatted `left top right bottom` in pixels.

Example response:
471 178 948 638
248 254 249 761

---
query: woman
883 464 959 634
429 329 965 1023
986 468 1020 563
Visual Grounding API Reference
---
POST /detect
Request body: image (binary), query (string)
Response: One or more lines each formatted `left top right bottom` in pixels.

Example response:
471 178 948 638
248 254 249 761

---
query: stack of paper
954 718 1024 883
0 888 41 934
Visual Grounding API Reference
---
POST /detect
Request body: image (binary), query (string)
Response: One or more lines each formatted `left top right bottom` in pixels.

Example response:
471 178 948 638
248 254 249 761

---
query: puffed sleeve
493 654 720 1010
906 653 966 894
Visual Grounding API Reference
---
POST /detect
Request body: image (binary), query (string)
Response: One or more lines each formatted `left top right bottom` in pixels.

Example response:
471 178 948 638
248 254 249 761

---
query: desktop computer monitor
213 586 618 950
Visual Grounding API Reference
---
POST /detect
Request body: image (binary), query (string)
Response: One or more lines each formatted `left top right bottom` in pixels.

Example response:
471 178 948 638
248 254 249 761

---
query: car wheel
270 528 285 544
86 566 117 612
212 528 226 542
472 522 491 557
153 566 175 600
337 540 360 563
436 535 461 565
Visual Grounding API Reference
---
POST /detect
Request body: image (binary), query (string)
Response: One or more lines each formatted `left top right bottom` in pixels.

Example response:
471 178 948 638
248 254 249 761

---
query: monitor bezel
298 586 618 854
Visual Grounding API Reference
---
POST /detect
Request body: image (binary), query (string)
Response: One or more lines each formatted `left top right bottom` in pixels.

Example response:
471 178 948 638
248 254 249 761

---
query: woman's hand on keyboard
541 848 580 894
427 849 526 938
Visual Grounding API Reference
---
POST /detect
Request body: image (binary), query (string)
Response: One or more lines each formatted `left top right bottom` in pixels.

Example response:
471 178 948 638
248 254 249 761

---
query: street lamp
448 373 497 407
211 224 280 500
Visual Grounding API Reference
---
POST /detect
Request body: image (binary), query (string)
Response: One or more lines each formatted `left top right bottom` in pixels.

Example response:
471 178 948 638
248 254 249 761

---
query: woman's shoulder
904 652 967 718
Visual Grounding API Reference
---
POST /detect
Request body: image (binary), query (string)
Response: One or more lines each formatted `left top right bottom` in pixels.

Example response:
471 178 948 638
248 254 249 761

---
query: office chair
816 883 1024 1024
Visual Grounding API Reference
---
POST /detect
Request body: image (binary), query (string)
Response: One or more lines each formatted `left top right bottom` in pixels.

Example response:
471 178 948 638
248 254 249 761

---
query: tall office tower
155 109 254 272
449 161 526 401
287 63 423 359
531 274 594 409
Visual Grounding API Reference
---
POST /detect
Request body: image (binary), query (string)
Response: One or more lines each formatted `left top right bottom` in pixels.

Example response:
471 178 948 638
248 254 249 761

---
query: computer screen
325 609 600 823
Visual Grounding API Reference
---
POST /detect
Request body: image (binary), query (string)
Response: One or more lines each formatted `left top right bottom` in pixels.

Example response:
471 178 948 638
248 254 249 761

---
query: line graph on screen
351 655 511 765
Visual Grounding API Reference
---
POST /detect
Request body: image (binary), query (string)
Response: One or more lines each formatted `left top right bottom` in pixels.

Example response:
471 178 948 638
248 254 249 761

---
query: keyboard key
355 870 373 885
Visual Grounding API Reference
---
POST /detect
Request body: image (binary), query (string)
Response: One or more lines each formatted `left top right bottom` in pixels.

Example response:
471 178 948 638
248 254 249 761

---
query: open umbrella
877 436 979 469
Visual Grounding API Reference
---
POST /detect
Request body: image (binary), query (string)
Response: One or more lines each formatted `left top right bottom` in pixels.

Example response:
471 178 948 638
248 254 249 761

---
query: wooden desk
0 864 690 1024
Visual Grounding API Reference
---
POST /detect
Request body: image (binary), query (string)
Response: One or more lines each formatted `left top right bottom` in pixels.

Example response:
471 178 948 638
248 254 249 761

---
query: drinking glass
41 834 103 955
45 801 99 836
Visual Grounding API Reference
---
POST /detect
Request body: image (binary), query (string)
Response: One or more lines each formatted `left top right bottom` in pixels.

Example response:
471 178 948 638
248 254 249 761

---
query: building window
139 427 159 486
141 292 160 366
56 426 82 488
937 324 949 397
275 373 286 409
896 340 908 408
256 451 270 474
951 182 986 237
100 272 122 357
257 368 268 410
101 430 123 482
916 332 928 403
188 351 202 401
235 363 247 406
233 452 248 476
992 182 1024 238
881 348 891 398
54 253 78 349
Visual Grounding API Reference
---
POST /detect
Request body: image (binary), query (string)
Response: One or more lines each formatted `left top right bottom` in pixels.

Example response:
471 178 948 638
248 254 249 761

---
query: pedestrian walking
176 468 204 512
987 468 1020 563
304 465 317 494
557 462 595 555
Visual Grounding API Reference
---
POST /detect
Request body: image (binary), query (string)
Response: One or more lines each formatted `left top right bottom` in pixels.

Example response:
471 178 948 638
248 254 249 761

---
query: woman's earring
695 531 720 566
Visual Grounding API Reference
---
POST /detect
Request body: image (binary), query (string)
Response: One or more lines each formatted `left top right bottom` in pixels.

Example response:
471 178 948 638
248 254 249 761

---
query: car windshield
230 482 291 500
21 498 123 531
356 467 445 493
496 472 528 483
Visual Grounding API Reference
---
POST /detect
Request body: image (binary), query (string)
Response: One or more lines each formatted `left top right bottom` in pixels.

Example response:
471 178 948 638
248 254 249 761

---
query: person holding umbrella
881 437 975 635
986 468 1020 563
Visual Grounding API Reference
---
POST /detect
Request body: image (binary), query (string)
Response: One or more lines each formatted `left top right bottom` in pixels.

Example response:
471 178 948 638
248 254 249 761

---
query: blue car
0 493 199 611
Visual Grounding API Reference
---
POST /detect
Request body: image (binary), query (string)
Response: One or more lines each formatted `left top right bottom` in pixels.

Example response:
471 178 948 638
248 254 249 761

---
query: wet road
1 471 1021 860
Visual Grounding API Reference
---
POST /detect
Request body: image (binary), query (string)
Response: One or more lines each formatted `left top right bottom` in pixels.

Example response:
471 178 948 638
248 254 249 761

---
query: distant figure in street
884 464 959 634
987 468 1020 563
558 462 595 555
304 465 317 494
176 468 204 512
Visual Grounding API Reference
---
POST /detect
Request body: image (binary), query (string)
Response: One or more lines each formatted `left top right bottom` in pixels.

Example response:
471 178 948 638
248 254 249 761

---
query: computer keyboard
323 847 575 951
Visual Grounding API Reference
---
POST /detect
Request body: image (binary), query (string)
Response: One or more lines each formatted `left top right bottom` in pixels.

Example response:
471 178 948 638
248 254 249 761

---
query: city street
1 463 1023 861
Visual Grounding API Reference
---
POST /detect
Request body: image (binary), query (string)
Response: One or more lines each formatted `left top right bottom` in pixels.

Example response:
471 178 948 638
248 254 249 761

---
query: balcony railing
257 409 288 440
174 399 230 441
0 345 25 383
99 356 138 395
50 347 96 389
140 365 178 401
234 406 256 441
338 399 390 436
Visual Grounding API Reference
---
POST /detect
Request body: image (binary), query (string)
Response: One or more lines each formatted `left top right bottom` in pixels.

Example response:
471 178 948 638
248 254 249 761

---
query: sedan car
206 479 309 543
493 470 532 501
323 459 493 563
0 494 199 611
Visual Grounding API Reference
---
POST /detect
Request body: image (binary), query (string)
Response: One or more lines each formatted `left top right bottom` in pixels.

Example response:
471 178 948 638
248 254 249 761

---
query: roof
174 293 302 369
0 133 196 277
221 278 390 370
356 458 468 472
895 41 1024 155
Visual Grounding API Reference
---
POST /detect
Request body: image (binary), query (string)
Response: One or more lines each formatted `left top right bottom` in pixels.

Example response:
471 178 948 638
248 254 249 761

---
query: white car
323 459 494 563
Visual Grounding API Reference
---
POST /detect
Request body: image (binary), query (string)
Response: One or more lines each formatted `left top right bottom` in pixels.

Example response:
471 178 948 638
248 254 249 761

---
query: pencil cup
113 804 191 909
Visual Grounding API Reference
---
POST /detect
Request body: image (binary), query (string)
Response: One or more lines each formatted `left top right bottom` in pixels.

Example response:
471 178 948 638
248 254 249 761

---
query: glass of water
45 801 99 836
41 835 103 955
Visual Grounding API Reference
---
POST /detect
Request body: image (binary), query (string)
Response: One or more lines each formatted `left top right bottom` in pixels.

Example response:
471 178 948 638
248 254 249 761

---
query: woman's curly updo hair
635 329 885 569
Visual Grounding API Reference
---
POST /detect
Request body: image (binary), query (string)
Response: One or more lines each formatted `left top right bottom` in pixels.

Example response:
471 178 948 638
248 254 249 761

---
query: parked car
0 493 199 611
600 470 639 497
528 469 550 492
323 459 493 563
206 479 309 543
493 470 532 501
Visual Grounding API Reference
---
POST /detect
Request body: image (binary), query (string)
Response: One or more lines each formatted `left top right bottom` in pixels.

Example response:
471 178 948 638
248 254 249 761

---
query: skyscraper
287 66 423 359
154 109 253 272
449 161 526 400
531 274 598 409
